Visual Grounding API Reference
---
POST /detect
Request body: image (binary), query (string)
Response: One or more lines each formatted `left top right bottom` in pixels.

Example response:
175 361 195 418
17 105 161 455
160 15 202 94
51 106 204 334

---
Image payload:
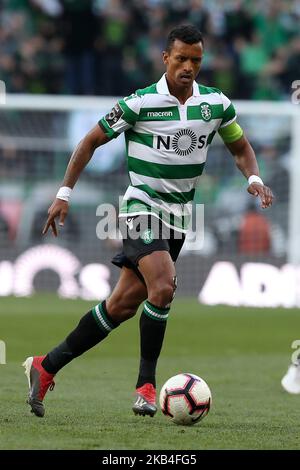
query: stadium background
1 0 300 451
1 0 300 304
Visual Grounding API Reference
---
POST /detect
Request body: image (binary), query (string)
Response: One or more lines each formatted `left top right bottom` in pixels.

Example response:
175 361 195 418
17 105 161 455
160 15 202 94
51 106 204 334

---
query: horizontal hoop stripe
146 300 170 313
119 99 140 125
92 303 113 333
129 171 198 194
119 209 188 231
121 197 191 217
133 183 195 204
119 197 191 230
128 156 205 180
99 302 115 329
187 104 223 121
144 303 169 321
92 307 109 333
126 129 153 147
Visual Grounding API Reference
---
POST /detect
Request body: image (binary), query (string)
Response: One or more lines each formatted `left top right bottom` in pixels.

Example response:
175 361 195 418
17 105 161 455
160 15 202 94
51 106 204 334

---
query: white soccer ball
159 373 212 425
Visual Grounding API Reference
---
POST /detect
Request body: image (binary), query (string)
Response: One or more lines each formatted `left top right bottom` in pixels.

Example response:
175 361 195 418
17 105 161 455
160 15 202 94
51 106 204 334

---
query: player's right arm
42 125 109 237
43 93 142 237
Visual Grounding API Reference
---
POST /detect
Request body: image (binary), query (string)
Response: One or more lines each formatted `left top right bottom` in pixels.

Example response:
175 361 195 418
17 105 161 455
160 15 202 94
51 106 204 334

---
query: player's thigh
106 267 148 315
138 250 176 298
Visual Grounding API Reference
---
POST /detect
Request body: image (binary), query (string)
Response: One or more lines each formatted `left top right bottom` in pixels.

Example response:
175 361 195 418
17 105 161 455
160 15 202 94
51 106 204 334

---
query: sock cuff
143 300 170 322
92 300 119 334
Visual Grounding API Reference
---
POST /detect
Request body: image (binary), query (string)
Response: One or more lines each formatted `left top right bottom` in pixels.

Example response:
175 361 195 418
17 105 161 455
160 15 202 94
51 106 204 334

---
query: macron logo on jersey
147 111 173 118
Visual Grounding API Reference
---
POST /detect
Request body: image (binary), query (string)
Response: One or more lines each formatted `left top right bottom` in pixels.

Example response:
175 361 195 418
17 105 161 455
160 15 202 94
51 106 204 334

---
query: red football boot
23 356 55 417
132 383 157 417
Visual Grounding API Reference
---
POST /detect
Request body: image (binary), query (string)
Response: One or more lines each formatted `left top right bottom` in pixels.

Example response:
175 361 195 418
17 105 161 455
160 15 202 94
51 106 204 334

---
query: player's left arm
225 132 274 209
217 92 274 209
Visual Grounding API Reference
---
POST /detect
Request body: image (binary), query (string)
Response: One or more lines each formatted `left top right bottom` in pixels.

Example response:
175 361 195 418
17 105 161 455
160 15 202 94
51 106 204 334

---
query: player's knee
149 279 175 307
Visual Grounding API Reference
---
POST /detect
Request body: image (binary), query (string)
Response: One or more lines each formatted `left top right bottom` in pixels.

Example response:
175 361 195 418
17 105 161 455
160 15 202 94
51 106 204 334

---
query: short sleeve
219 92 237 129
98 93 142 139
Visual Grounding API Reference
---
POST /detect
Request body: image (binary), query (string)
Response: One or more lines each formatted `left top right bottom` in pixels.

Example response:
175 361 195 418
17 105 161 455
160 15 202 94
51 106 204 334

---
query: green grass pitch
0 294 300 450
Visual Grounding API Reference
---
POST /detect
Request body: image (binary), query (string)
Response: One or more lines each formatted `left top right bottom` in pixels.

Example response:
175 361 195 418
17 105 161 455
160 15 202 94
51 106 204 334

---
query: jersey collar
156 73 200 97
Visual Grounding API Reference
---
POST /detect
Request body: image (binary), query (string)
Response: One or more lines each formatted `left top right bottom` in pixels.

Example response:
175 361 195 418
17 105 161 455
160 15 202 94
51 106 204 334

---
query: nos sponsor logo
156 129 207 156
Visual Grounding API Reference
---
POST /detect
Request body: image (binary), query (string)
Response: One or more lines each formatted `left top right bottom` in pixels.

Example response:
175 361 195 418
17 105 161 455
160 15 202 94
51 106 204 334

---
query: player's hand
42 199 69 236
247 183 274 209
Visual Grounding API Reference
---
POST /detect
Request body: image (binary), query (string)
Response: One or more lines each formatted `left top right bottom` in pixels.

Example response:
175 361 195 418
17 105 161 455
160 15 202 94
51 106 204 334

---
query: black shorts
111 214 185 282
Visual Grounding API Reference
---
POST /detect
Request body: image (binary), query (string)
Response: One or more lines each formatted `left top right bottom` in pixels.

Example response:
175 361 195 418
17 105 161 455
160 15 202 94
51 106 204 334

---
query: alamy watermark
96 198 205 251
0 340 6 364
290 339 300 365
291 80 300 104
0 80 6 105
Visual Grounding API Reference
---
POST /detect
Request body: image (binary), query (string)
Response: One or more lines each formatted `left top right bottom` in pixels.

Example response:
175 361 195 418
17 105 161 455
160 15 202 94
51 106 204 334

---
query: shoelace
39 378 55 400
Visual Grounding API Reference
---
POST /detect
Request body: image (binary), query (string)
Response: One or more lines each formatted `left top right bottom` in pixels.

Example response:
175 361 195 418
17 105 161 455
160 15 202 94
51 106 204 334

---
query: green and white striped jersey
99 74 240 232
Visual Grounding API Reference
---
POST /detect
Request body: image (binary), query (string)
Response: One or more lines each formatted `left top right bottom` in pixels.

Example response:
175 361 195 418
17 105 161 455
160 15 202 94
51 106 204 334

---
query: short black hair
166 24 204 52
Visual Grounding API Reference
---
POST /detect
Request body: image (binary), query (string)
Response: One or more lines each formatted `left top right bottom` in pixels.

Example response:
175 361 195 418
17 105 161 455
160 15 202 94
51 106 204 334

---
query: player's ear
162 51 169 65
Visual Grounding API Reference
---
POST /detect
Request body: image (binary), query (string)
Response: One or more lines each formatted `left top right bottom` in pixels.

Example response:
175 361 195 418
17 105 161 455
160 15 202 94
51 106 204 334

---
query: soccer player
23 24 274 418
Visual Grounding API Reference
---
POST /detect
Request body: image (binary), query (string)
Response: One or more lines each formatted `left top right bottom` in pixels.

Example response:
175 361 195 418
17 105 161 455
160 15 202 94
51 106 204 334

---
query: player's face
163 40 203 88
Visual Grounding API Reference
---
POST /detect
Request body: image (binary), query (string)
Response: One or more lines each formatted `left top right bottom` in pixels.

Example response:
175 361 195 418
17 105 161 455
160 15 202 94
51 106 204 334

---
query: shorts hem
135 248 169 266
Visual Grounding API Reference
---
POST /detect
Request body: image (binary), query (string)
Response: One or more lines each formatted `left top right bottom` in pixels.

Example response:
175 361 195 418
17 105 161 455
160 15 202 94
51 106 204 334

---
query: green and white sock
136 300 170 388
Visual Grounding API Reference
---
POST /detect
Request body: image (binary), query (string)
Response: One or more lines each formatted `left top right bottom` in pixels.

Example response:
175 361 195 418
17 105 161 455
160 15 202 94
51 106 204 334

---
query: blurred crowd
0 0 299 99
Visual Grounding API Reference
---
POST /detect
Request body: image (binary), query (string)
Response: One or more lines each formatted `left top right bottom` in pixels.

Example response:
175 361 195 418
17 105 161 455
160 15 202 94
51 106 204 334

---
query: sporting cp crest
200 102 212 121
141 229 154 244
